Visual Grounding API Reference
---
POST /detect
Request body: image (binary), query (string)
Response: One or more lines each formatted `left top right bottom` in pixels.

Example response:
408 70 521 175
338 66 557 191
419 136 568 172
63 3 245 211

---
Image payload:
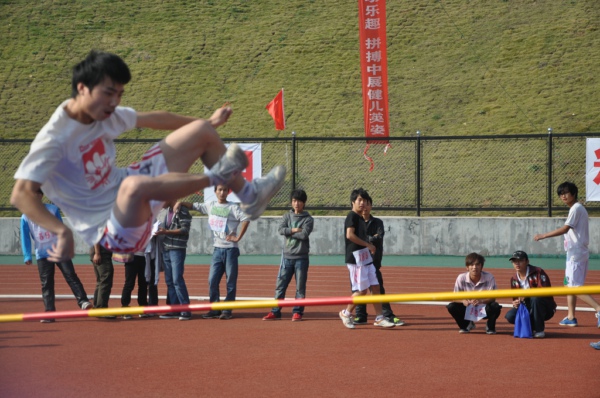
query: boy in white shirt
177 185 250 320
534 181 600 328
12 50 284 263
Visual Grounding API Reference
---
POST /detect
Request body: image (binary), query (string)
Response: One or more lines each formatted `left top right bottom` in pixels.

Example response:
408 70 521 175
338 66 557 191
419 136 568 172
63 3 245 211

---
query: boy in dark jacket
354 196 405 326
263 189 314 321
505 250 557 338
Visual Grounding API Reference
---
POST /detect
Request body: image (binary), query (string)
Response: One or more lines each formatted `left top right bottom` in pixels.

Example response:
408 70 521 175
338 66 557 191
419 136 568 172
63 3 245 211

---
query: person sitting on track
504 250 556 339
446 252 501 334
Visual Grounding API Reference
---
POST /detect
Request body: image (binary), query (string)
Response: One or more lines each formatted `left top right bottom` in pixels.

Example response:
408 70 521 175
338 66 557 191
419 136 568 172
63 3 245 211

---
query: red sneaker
292 313 302 322
262 312 281 321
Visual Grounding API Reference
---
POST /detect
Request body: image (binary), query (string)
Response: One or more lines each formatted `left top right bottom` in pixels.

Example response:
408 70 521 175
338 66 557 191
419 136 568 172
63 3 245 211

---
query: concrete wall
3 216 597 257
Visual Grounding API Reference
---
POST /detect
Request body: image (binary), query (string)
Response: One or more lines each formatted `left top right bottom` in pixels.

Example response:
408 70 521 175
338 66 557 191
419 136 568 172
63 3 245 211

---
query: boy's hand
209 106 233 128
47 229 75 262
533 234 544 241
92 252 101 265
226 232 239 242
367 242 376 255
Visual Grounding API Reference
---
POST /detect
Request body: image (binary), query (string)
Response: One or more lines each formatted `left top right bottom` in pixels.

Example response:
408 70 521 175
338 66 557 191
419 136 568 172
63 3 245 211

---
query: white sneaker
534 331 545 338
339 311 355 329
209 143 249 184
81 302 93 310
374 317 395 328
241 165 286 220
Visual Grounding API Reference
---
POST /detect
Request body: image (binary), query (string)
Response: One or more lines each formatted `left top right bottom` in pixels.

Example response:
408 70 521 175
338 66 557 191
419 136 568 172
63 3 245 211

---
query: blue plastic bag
513 303 532 338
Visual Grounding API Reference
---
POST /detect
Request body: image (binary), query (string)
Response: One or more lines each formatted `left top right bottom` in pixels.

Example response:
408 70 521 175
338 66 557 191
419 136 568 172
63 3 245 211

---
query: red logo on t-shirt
82 138 111 190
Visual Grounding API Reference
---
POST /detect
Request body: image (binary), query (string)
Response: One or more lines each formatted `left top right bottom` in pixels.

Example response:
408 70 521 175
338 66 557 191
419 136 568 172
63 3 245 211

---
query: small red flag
266 89 285 130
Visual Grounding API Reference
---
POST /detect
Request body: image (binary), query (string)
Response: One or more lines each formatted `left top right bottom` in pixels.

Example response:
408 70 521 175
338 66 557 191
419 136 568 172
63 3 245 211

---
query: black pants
121 255 148 307
354 267 395 320
37 258 89 311
446 301 502 331
505 297 555 332
147 256 159 306
92 250 114 308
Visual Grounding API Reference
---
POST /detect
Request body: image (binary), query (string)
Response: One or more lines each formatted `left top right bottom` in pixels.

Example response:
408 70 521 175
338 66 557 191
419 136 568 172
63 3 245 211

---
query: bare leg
577 294 600 312
567 294 577 319
159 119 245 192
346 289 368 314
370 284 383 315
114 173 211 228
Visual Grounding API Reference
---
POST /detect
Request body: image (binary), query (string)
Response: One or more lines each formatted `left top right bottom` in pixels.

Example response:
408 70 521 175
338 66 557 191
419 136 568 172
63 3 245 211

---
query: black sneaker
179 314 192 321
40 319 55 323
159 313 180 319
353 317 368 325
219 312 233 320
202 311 221 319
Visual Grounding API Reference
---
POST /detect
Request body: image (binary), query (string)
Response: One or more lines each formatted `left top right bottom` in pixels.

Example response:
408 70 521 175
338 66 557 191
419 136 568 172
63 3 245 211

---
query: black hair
557 181 578 200
350 188 371 204
290 189 307 203
71 50 131 98
465 252 485 267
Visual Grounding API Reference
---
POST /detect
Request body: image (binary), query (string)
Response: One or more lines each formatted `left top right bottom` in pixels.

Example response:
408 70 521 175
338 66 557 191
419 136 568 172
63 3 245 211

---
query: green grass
1 0 599 139
1 0 598 216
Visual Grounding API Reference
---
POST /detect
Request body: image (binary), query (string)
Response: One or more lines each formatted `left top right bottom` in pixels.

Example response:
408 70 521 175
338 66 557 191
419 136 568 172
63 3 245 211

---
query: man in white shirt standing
535 181 600 328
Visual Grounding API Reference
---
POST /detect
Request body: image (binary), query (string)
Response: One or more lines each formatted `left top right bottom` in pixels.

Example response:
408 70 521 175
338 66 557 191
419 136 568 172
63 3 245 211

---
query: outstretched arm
534 225 570 241
136 107 232 131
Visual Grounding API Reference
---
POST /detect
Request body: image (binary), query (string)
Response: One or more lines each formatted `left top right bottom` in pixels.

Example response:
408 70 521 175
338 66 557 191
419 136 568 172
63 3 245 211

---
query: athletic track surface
1 262 599 397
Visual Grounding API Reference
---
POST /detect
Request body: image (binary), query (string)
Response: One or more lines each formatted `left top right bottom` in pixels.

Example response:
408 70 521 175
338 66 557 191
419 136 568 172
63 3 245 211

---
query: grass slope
1 0 599 139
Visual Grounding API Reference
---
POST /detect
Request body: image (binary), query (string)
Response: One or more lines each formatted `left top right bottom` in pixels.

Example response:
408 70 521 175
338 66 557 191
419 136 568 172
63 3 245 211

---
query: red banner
358 0 390 169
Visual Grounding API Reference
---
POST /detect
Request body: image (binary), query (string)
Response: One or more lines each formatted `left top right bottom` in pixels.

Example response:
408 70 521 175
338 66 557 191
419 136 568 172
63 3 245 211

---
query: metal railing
2 131 598 215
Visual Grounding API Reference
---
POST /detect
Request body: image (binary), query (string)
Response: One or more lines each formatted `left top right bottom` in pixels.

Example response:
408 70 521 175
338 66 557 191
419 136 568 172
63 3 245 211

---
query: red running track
1 264 599 397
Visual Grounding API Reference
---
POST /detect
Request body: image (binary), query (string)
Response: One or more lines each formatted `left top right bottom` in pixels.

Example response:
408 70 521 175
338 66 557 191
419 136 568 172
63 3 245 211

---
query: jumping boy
11 50 285 263
263 189 314 321
534 181 600 328
338 188 394 329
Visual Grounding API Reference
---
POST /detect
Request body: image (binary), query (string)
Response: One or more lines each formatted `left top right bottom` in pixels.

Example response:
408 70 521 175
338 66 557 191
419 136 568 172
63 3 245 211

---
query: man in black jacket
505 250 557 338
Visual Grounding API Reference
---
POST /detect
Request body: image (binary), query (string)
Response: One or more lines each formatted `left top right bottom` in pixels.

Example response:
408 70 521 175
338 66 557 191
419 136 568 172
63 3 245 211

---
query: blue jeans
209 247 240 313
272 258 309 315
162 249 190 316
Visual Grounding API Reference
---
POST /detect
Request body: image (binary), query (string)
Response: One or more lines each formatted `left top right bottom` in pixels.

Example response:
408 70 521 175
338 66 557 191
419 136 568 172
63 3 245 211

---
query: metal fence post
547 127 553 217
291 131 296 191
416 130 421 216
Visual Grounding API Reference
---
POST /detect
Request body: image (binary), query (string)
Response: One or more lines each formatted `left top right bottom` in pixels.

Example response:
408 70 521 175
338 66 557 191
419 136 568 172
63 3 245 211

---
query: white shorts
564 257 589 287
99 144 168 254
347 263 379 292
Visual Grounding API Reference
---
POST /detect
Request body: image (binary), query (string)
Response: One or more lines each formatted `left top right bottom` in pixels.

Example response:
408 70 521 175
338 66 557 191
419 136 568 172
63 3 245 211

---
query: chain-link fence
1 133 598 215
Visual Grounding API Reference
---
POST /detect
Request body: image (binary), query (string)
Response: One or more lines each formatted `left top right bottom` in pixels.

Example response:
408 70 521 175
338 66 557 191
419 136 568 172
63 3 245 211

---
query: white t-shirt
564 202 589 261
14 100 137 246
193 201 249 248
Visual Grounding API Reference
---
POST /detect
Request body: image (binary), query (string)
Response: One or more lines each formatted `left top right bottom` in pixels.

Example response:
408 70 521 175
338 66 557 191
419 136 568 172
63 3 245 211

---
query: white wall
3 216 596 257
